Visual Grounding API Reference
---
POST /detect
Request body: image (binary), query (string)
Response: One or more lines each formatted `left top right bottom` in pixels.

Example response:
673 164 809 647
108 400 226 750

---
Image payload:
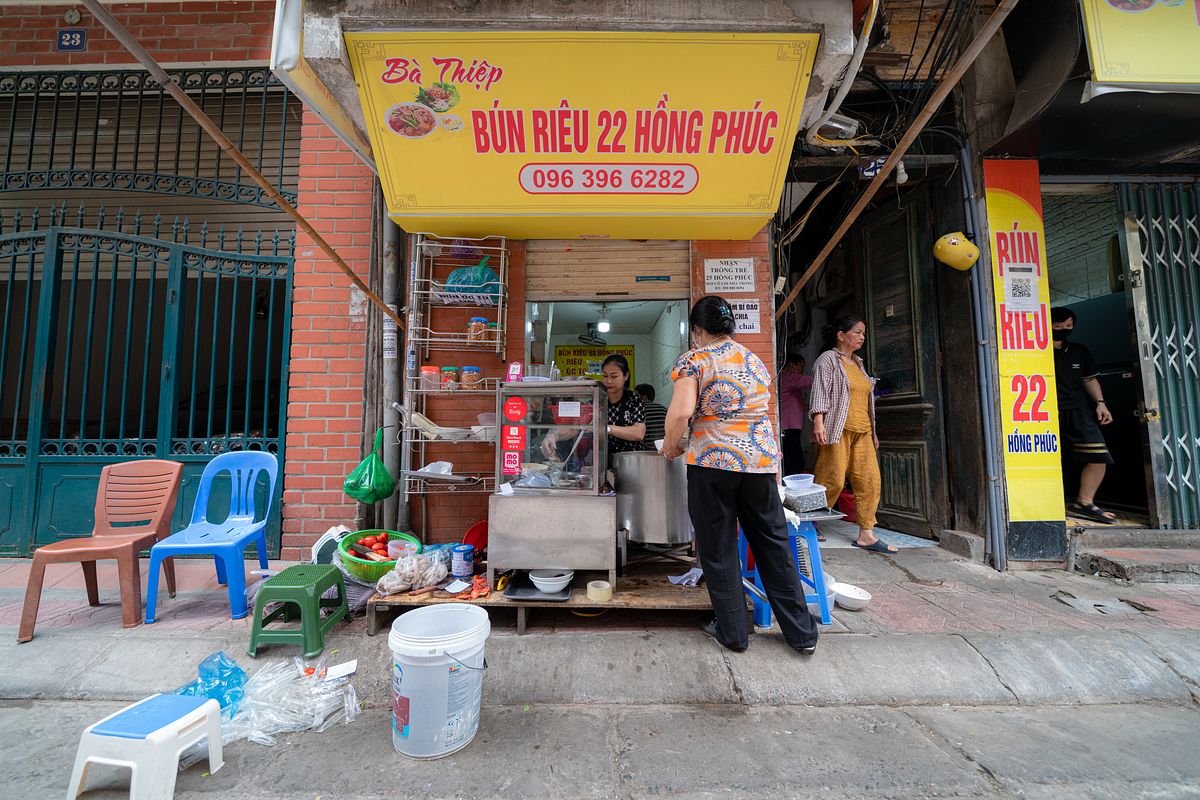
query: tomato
377 532 389 543
361 536 378 547
373 543 388 553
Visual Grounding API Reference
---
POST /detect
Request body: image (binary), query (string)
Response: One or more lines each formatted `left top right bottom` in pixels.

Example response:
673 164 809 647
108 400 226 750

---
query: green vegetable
415 82 461 111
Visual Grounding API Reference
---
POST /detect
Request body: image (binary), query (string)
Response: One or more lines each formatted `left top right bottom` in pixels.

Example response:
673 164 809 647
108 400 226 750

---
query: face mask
1052 329 1072 341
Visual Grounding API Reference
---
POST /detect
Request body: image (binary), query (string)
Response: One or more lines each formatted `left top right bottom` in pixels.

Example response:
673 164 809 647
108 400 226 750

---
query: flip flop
1068 501 1118 525
852 539 898 554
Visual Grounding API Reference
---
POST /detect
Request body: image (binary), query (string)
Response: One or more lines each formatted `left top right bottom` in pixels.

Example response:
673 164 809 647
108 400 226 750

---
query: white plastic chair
66 693 224 800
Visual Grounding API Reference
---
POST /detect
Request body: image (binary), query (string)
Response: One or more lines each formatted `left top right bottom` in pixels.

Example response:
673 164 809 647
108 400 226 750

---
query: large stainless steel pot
613 451 693 545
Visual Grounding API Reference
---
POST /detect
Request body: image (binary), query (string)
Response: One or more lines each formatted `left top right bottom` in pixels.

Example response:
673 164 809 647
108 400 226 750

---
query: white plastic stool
66 693 224 800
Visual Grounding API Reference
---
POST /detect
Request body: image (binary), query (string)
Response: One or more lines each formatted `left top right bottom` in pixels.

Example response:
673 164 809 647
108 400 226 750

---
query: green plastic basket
338 530 422 582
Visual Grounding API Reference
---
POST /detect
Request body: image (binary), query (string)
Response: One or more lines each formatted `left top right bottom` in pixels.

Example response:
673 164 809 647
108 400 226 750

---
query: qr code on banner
1009 277 1033 299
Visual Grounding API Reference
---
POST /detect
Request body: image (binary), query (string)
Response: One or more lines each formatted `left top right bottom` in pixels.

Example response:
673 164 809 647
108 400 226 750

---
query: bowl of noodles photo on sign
385 102 439 140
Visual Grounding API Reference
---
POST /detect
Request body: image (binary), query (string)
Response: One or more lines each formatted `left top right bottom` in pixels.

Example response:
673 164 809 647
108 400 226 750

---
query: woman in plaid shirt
809 315 897 553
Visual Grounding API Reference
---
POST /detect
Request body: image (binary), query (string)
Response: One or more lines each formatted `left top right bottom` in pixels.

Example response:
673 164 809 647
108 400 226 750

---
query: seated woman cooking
540 354 648 461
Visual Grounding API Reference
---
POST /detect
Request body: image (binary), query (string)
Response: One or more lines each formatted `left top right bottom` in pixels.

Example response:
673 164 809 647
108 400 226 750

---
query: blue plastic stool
145 451 279 623
738 520 833 626
67 693 224 799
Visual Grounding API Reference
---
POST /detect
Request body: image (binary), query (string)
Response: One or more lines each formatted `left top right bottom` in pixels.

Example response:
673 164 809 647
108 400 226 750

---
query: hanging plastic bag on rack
343 428 396 504
444 255 500 300
449 238 482 259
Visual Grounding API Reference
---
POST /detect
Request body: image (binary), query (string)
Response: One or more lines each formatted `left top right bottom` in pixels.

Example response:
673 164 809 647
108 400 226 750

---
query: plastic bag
375 551 449 595
174 651 248 721
444 255 500 297
326 549 377 613
180 656 360 767
449 238 482 259
222 656 360 747
343 428 395 504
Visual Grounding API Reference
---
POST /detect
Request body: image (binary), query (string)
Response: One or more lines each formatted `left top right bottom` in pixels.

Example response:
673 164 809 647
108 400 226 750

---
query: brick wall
280 111 375 560
0 2 275 67
691 229 780 429
2 3 373 560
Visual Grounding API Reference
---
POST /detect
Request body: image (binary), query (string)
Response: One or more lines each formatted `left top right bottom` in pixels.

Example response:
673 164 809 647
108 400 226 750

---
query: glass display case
494 380 608 495
488 379 618 591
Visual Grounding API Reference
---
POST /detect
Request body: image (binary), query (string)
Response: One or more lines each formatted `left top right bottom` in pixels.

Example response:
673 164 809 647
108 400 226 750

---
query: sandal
852 539 898 554
1068 501 1117 525
817 533 827 542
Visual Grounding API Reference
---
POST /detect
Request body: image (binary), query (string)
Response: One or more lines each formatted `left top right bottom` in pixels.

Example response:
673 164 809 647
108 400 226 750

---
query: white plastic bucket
388 604 491 759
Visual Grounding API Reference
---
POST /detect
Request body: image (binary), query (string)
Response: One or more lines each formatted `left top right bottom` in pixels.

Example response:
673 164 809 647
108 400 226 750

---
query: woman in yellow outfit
808 315 897 553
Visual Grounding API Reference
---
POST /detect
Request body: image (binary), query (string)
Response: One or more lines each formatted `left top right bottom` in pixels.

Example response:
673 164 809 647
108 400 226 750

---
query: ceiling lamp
596 304 611 333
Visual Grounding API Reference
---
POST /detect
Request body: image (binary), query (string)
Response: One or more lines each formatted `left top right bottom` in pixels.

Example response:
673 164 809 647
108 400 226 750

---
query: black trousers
782 428 806 476
687 465 818 651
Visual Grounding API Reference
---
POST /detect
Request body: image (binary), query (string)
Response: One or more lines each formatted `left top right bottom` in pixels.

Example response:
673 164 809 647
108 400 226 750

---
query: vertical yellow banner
982 160 1065 524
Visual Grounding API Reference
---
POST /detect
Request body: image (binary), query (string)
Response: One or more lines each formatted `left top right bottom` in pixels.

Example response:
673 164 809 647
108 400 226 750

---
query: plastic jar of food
486 322 499 343
467 317 488 341
460 366 482 388
419 366 440 389
440 366 459 390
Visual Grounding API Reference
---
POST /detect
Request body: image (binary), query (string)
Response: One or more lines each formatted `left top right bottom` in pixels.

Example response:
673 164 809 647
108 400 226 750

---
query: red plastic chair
18 460 183 642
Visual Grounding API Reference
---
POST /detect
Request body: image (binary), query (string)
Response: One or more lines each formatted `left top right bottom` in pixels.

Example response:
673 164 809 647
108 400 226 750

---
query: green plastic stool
247 564 350 658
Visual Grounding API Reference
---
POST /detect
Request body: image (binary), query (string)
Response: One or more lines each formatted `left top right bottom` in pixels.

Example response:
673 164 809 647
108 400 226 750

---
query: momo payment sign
982 160 1065 525
344 31 819 239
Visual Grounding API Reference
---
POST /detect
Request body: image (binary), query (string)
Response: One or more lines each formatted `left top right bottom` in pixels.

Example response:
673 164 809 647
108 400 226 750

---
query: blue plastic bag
175 651 248 720
444 255 500 298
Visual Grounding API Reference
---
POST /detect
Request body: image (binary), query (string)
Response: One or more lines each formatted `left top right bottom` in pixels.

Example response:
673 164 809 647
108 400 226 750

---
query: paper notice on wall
730 300 760 334
703 258 756 293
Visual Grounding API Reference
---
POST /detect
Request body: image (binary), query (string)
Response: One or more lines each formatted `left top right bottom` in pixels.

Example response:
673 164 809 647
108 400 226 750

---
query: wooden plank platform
367 564 716 635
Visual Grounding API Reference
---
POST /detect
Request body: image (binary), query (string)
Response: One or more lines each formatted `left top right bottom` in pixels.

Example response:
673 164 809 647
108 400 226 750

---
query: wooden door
855 192 948 538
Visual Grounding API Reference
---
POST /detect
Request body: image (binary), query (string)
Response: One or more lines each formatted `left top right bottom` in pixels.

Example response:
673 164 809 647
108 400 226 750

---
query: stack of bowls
529 569 574 593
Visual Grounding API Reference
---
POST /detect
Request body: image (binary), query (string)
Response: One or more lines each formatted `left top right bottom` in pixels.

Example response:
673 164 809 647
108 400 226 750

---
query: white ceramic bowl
783 473 815 491
529 569 574 593
830 582 872 611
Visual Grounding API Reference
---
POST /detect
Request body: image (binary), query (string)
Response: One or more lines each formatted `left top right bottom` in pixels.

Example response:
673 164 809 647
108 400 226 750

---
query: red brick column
281 109 376 560
691 229 780 431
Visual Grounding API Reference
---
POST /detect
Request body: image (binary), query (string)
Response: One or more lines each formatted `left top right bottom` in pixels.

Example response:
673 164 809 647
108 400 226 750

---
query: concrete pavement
3 540 1200 798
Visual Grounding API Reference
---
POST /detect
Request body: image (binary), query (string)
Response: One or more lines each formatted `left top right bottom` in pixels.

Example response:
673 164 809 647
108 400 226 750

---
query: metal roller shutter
524 239 691 300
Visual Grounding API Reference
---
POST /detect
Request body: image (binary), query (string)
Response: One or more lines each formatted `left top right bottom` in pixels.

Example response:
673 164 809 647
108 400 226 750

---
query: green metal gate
0 206 293 555
1118 182 1200 529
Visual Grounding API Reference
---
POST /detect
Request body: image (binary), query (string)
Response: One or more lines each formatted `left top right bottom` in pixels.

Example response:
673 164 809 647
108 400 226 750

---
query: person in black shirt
600 355 648 455
635 383 668 447
540 354 647 462
1051 306 1116 524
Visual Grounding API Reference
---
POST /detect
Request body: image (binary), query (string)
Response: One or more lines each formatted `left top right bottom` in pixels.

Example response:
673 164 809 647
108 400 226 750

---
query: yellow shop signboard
344 31 820 239
1080 0 1200 90
982 160 1065 525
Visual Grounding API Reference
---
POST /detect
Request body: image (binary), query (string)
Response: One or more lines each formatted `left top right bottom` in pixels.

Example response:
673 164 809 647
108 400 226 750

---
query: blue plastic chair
144 451 279 623
738 519 833 626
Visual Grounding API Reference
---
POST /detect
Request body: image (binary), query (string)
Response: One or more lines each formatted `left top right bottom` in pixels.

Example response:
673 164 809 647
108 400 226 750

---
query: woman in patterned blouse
663 296 818 655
